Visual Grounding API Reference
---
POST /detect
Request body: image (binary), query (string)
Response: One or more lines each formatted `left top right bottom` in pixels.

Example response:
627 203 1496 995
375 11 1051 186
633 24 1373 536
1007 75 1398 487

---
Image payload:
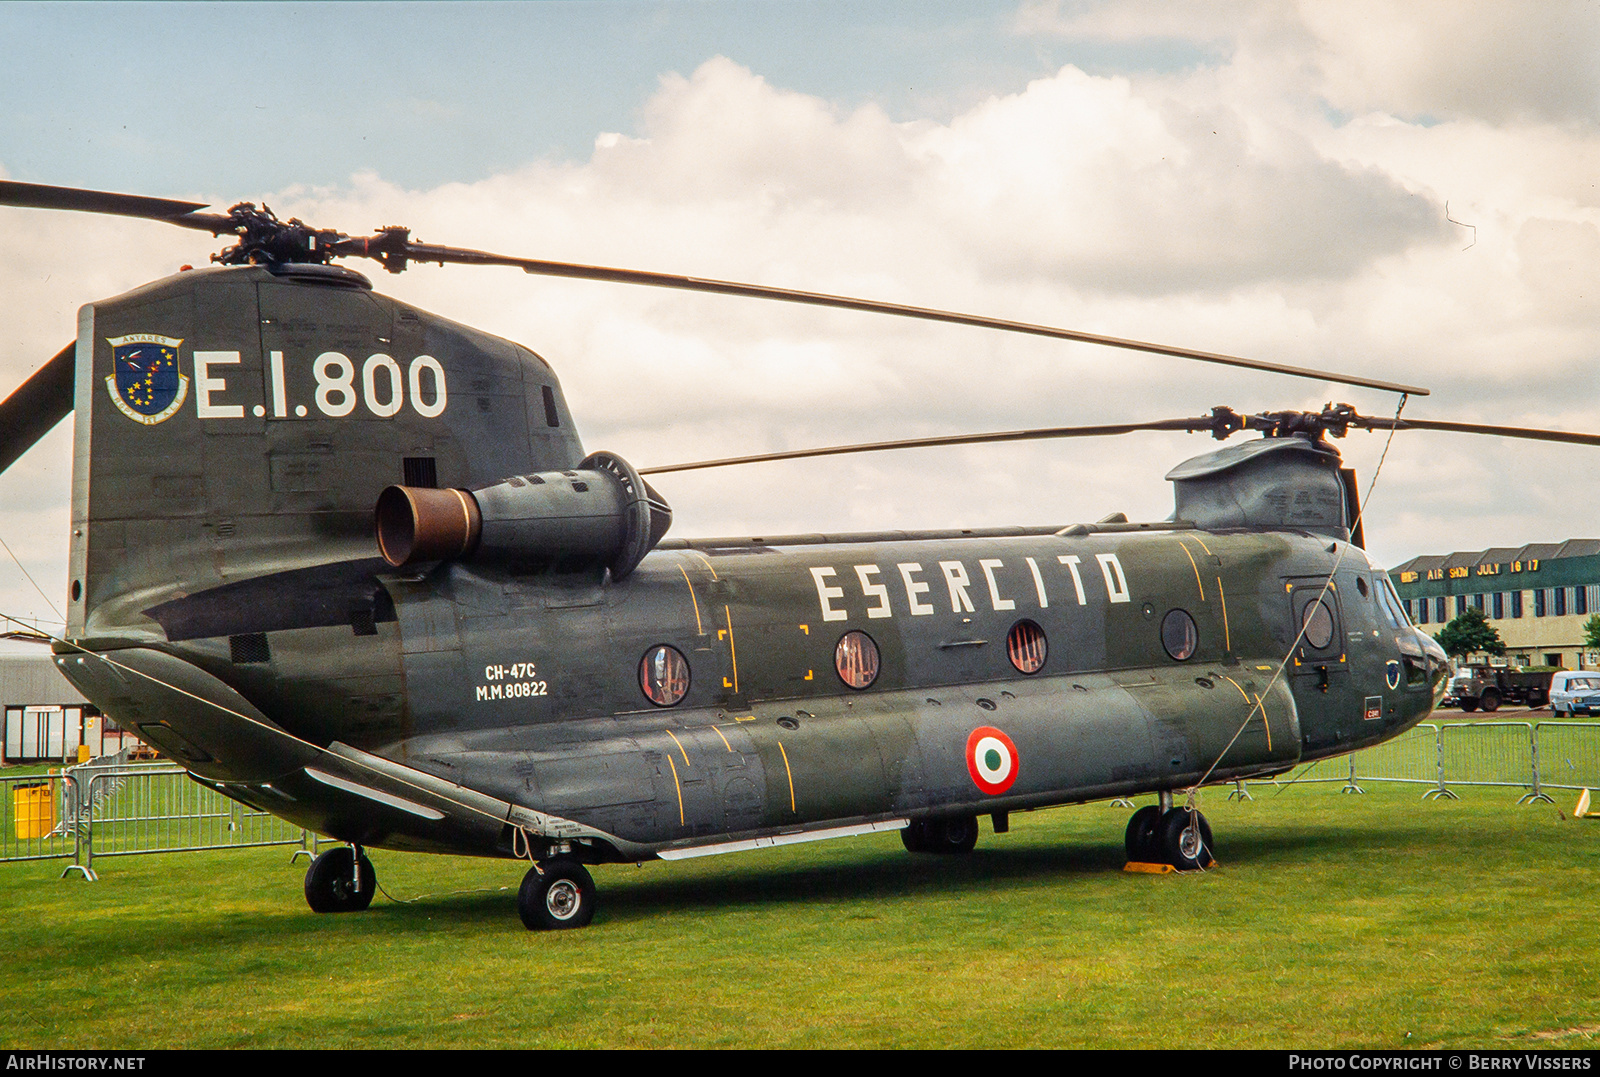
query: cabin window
834 631 880 690
639 645 690 707
1006 620 1047 674
1160 609 1197 662
1301 600 1335 650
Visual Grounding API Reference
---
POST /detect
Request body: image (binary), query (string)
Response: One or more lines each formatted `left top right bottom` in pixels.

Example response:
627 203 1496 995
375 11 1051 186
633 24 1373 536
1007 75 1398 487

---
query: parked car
1549 671 1600 716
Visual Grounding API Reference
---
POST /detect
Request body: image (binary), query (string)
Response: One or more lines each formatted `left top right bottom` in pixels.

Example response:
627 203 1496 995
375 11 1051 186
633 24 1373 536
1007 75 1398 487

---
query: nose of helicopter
1417 629 1449 692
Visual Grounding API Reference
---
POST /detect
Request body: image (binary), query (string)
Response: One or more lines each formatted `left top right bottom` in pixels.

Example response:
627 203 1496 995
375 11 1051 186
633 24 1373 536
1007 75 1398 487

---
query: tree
1584 614 1600 651
1435 606 1506 660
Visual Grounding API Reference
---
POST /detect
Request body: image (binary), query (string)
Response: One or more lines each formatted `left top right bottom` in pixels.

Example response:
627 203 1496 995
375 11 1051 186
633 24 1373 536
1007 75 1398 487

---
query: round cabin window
639 644 690 707
1161 609 1198 661
1302 599 1335 650
835 630 881 690
1007 620 1047 674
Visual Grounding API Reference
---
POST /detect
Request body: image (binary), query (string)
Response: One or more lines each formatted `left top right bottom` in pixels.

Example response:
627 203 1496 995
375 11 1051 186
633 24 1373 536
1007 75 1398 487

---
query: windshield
1566 677 1600 691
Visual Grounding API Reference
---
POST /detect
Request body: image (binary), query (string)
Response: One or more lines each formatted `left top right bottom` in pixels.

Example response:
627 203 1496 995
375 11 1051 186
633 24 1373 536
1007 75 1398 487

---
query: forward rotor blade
0 181 230 232
394 242 1430 398
640 416 1218 475
0 343 75 475
1361 415 1600 447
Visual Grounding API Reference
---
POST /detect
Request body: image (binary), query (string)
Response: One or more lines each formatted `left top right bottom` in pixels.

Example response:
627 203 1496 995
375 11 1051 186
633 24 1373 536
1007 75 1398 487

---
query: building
1389 540 1600 670
0 632 136 764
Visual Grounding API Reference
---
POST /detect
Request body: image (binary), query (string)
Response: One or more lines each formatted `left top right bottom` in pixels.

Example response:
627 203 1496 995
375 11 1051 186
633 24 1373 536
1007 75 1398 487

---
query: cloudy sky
1 0 1598 632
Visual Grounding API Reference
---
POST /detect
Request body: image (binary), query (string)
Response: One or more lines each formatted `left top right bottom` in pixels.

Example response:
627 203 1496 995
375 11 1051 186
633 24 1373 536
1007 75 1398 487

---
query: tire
928 816 979 854
1460 699 1479 713
1158 808 1214 871
1480 691 1501 713
518 859 596 930
304 846 376 913
1124 805 1163 863
900 820 933 853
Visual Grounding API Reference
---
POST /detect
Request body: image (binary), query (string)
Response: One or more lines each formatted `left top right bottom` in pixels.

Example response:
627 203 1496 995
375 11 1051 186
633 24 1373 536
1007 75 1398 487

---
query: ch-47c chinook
6 182 1597 931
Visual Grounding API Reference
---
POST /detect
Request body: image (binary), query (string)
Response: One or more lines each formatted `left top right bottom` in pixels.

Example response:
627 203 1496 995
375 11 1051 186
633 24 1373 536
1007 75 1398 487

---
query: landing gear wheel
304 846 376 913
930 816 979 854
1158 808 1213 872
518 859 596 930
1124 805 1163 863
900 820 933 853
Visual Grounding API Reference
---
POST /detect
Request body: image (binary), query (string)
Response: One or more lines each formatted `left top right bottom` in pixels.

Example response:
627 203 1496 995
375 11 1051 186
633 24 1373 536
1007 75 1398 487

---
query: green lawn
2 783 1597 1049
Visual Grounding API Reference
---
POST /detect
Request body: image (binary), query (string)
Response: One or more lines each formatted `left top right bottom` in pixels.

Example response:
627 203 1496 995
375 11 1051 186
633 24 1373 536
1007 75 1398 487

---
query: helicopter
5 180 1595 931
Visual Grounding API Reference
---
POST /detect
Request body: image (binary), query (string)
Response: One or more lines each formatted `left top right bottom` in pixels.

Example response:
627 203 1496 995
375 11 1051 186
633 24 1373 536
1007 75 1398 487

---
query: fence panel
1436 723 1537 792
78 768 306 876
0 772 77 864
1352 723 1439 786
1536 722 1600 793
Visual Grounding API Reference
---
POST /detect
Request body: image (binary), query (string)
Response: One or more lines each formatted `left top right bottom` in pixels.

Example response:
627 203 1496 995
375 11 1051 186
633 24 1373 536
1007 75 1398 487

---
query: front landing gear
900 815 980 854
1124 805 1214 872
304 845 376 912
518 858 596 930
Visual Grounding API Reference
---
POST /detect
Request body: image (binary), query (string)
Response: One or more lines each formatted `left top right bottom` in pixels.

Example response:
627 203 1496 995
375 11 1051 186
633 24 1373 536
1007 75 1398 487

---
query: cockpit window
1377 576 1410 628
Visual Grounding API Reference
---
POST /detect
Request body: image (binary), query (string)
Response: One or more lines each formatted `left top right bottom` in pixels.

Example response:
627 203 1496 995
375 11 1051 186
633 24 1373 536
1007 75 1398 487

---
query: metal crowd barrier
0 758 307 878
1534 722 1600 795
0 771 79 864
68 766 308 880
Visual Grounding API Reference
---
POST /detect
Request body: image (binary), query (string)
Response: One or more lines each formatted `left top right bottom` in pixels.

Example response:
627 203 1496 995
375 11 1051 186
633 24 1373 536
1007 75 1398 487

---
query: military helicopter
3 181 1593 930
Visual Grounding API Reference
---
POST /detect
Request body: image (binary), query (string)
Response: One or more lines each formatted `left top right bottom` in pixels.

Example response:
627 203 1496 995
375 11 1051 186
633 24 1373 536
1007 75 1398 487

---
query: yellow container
13 782 55 840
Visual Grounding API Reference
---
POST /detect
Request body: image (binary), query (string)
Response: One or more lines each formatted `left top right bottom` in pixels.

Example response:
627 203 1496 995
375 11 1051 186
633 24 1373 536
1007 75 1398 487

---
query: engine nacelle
375 451 672 580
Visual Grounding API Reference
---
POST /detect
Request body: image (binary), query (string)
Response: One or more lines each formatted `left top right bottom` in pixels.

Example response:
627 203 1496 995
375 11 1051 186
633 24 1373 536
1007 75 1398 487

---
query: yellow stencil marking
676 563 704 635
691 552 719 580
711 726 734 752
804 670 813 680
666 754 686 826
799 624 809 635
734 714 756 722
777 740 797 813
1190 535 1213 556
1216 576 1231 651
664 729 691 767
724 605 740 693
1177 541 1206 602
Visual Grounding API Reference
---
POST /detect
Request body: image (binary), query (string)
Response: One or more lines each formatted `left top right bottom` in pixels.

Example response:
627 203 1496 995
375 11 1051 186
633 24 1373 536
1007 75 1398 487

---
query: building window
1555 588 1568 617
1535 589 1547 617
1435 597 1448 623
1472 593 1484 611
1513 591 1524 618
1415 600 1427 624
1578 587 1590 616
1493 592 1504 619
1456 595 1467 616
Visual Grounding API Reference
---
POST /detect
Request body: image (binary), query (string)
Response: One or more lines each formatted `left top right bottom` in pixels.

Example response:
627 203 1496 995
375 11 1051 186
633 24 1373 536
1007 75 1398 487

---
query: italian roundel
965 726 1019 795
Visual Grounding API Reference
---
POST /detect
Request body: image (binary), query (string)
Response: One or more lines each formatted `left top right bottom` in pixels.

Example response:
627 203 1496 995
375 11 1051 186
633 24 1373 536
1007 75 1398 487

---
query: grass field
2 782 1598 1049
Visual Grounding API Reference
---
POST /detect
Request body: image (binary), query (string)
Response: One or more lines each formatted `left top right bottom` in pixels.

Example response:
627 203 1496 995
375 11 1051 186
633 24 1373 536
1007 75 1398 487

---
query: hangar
1390 540 1600 670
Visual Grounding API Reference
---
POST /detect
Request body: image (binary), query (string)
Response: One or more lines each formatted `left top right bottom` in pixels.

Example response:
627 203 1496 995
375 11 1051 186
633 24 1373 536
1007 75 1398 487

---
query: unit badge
105 334 187 424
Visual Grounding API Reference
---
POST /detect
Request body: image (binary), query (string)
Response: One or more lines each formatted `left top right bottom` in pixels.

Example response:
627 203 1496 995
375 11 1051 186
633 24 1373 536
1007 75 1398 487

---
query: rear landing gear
518 858 596 930
304 845 376 913
900 815 980 854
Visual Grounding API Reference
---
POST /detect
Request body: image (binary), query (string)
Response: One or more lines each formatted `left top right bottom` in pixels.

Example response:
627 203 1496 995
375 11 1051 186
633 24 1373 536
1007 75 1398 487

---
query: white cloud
3 21 1600 630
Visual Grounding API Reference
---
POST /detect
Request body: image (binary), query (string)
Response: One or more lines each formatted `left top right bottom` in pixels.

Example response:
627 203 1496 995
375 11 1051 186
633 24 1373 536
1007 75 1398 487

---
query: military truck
1441 664 1558 711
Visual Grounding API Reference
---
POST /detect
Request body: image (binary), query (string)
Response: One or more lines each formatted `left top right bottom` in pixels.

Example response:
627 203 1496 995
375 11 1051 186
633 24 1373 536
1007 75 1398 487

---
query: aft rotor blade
640 416 1218 475
1360 415 1600 447
0 343 75 475
0 181 230 232
394 242 1430 398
